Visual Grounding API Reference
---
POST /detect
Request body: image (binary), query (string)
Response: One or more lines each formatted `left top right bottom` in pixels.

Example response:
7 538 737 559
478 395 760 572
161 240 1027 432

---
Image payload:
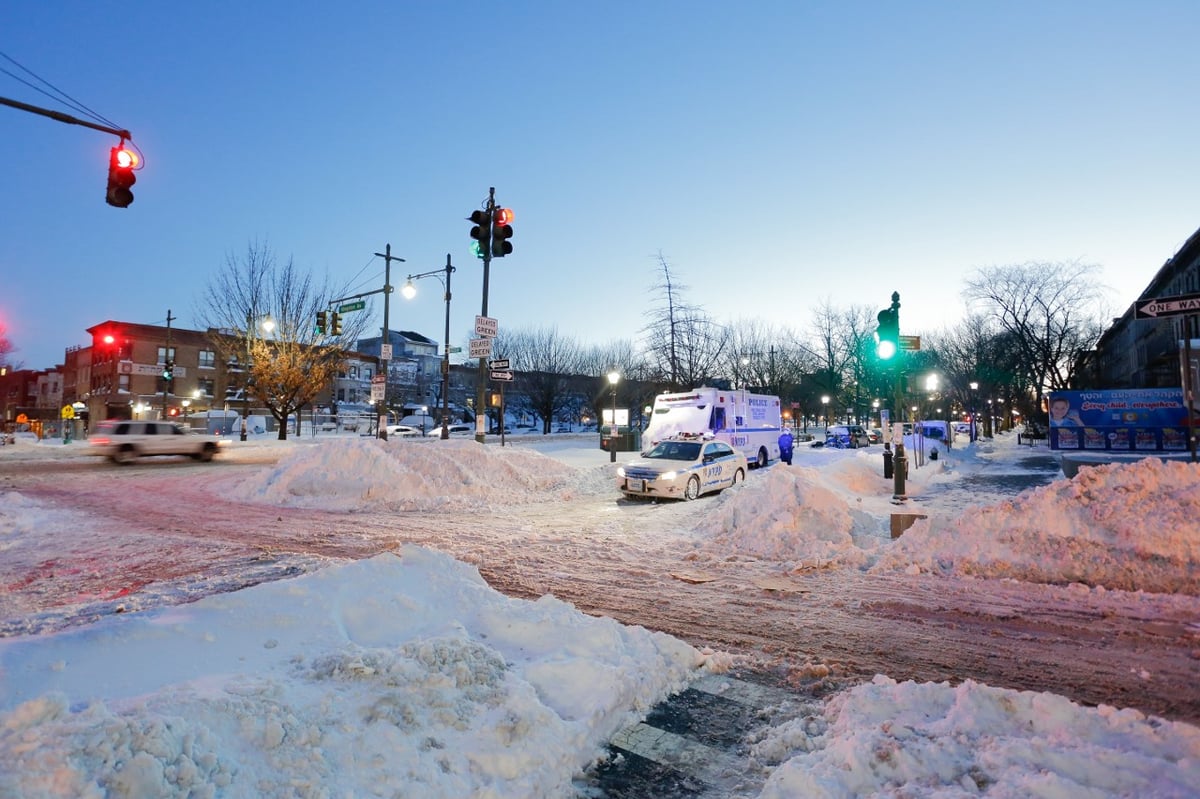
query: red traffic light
114 147 139 169
106 144 139 208
102 333 116 346
493 207 513 226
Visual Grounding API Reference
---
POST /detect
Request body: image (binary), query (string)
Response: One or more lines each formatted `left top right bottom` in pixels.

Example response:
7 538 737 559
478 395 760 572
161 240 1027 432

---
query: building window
349 365 359 379
118 374 130 392
198 350 216 369
198 378 215 396
157 346 176 365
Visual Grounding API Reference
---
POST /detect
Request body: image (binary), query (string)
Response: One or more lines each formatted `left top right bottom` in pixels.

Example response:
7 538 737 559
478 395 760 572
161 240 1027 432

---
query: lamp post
240 313 275 441
969 381 979 441
607 370 620 463
821 395 830 429
181 398 191 427
401 254 456 440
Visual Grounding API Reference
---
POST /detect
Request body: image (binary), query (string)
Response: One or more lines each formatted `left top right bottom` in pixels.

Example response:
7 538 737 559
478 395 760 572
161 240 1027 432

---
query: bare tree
964 260 1107 410
0 321 15 369
641 252 727 390
499 325 585 433
195 240 366 440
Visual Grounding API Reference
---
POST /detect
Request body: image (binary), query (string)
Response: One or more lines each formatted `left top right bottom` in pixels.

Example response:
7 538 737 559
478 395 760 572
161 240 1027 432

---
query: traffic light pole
475 188 496 444
0 95 131 140
161 309 174 421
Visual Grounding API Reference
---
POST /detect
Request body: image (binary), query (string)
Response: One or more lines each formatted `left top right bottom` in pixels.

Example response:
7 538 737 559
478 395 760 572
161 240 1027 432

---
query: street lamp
821 395 830 428
181 398 191 427
607 370 620 463
401 254 456 440
969 381 979 441
240 313 275 441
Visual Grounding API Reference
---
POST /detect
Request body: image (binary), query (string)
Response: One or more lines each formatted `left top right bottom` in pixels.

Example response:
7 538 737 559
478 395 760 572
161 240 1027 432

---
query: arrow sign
489 358 510 370
490 370 514 382
1136 293 1200 319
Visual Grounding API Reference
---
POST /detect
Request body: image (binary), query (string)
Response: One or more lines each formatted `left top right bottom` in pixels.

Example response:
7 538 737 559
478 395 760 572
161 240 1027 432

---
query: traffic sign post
490 370 514 382
469 338 493 359
1136 293 1200 319
475 315 498 338
488 358 510 371
899 335 921 351
337 300 366 313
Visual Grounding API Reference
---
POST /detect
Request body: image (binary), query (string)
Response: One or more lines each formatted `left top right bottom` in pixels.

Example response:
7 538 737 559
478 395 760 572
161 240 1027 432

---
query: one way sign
1136 292 1200 319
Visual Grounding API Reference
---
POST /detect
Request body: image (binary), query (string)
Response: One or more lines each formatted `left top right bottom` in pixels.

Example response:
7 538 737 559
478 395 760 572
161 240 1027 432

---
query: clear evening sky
3 2 1198 370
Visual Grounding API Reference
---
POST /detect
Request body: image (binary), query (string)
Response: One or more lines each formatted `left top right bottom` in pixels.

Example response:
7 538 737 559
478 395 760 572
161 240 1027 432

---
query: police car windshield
647 441 702 461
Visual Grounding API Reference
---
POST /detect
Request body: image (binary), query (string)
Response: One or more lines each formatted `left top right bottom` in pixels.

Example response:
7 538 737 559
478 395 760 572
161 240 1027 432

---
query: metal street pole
373 244 405 440
402 255 456 440
475 188 496 444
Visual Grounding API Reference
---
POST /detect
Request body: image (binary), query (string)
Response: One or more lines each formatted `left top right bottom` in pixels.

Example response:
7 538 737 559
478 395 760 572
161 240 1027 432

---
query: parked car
385 425 423 438
825 424 871 448
426 423 474 437
617 435 747 501
866 427 883 444
88 419 226 464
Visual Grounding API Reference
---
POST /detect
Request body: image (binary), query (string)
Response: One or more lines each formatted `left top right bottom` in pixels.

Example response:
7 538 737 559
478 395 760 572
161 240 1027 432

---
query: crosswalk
581 671 823 798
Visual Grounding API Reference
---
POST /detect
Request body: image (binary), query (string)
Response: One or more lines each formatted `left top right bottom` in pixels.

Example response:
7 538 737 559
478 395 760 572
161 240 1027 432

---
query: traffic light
168 406 180 417
162 360 174 382
875 292 901 360
491 207 514 257
330 312 342 336
316 311 327 335
106 144 138 208
468 209 491 259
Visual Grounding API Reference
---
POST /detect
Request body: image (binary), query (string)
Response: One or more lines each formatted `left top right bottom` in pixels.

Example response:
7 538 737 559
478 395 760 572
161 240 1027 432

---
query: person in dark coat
778 429 794 465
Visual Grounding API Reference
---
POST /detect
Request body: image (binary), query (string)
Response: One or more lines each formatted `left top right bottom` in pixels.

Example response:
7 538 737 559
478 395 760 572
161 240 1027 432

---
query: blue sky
3 2 1198 370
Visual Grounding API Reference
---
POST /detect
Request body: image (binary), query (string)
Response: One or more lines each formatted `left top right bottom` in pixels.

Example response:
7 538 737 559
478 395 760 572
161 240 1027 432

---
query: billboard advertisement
1046 388 1190 452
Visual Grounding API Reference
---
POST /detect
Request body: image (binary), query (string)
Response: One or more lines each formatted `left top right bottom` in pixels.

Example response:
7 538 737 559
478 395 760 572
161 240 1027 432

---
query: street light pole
401 254 456 440
240 313 274 442
607 370 620 463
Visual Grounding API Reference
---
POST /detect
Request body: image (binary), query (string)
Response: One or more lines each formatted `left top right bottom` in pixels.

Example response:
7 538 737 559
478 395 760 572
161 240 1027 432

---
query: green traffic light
877 340 897 360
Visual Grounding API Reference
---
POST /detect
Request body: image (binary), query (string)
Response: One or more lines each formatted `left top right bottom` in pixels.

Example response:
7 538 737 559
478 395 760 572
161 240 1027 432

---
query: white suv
88 420 226 464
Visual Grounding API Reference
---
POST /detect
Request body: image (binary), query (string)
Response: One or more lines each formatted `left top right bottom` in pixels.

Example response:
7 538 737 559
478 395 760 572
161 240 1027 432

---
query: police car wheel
684 475 701 500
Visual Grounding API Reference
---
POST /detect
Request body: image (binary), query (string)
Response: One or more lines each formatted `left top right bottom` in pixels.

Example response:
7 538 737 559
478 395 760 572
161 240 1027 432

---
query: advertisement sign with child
1047 388 1189 452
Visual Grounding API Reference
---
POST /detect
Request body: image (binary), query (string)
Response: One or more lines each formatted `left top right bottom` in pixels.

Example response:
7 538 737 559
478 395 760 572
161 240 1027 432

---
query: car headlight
616 466 626 477
659 470 678 481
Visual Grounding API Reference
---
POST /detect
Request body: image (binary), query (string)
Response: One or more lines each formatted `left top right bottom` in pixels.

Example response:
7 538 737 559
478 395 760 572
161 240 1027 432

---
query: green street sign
338 300 366 313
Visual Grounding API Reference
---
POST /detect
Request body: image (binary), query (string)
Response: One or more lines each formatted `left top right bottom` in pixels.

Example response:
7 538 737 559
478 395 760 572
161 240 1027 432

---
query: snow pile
875 457 1200 594
755 675 1200 798
692 466 875 568
222 437 601 510
0 547 705 798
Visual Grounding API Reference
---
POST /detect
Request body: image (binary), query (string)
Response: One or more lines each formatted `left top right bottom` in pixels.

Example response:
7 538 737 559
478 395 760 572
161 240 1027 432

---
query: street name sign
490 370 514 382
899 335 921 351
1136 293 1200 319
469 337 493 358
475 315 498 338
489 358 510 370
338 300 366 313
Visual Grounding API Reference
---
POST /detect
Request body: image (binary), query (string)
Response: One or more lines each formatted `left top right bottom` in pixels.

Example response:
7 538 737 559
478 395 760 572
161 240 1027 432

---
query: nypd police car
617 434 748 501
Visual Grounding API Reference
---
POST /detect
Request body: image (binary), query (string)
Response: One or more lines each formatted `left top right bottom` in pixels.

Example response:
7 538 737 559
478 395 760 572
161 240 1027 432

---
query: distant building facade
1078 225 1200 390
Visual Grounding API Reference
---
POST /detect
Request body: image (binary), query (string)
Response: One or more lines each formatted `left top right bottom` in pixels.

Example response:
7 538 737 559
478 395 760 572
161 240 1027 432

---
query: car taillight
92 437 111 445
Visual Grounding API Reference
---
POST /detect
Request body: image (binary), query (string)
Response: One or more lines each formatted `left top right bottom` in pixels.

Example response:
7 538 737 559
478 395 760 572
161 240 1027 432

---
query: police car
617 434 747 501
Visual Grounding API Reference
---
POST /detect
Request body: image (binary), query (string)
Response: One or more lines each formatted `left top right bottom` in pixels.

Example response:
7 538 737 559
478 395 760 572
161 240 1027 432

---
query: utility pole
373 244 404 440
